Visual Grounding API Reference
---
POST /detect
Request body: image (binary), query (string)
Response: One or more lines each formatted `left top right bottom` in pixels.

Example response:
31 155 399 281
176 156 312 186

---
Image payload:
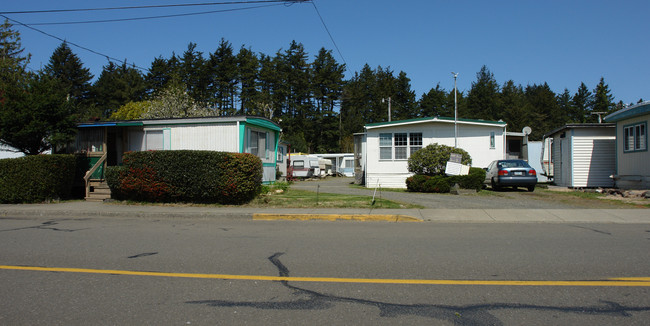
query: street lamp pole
452 72 458 148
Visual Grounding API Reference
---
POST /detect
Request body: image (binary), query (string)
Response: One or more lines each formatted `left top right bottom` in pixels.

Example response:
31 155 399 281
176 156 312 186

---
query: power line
23 4 284 26
310 0 346 66
1 15 150 72
0 1 306 15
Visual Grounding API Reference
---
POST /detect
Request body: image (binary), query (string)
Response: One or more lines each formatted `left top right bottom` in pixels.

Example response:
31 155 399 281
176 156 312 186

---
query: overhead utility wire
0 1 306 15
0 15 149 72
310 0 346 65
23 4 284 26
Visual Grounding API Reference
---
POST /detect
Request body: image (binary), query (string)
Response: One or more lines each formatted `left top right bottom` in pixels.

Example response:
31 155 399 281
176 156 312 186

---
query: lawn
247 188 421 208
477 186 650 209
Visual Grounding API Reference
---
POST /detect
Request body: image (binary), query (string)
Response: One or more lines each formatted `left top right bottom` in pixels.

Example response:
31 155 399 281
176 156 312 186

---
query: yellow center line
1 265 649 287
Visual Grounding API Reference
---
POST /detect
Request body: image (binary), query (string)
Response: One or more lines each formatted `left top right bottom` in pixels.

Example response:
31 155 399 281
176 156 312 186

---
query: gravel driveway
289 177 589 209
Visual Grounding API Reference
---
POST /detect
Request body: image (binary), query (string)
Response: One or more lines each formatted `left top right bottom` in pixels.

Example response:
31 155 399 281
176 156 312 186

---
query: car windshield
498 160 530 169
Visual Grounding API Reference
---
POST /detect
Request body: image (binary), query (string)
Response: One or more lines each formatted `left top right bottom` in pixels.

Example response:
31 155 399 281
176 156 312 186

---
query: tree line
1 20 640 155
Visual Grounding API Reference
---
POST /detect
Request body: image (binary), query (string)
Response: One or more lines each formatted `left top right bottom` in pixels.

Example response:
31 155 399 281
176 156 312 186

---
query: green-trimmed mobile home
73 116 281 199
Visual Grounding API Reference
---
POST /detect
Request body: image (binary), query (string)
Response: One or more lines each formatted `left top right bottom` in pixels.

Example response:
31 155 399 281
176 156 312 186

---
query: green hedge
0 154 77 203
406 167 486 193
106 150 263 204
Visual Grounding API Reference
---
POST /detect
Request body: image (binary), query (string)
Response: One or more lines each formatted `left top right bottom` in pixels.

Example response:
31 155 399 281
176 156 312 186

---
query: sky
2 0 649 106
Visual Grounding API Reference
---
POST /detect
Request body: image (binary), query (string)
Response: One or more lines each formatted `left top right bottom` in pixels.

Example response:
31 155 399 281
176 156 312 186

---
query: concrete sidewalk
0 201 649 223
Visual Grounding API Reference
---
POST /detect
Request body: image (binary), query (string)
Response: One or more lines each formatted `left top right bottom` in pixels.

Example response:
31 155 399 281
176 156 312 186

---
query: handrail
84 152 108 198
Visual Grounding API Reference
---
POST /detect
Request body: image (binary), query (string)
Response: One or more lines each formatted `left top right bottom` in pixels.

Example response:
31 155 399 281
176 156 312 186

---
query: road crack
186 252 649 324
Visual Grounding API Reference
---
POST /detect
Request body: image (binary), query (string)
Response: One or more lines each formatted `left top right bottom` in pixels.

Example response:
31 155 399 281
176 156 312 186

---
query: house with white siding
541 123 615 188
360 116 507 188
73 116 282 185
604 101 649 189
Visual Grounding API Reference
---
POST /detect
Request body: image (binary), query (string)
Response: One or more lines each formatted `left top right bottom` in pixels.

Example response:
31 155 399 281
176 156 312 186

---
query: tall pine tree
43 42 94 120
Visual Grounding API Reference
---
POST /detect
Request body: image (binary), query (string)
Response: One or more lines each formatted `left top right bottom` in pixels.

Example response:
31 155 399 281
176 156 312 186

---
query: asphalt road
1 215 648 325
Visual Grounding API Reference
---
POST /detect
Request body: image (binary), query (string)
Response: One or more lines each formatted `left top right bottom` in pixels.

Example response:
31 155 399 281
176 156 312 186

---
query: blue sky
3 0 649 105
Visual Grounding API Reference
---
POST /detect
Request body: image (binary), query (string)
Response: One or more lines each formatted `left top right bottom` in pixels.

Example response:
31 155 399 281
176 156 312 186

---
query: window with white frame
394 133 408 159
624 122 646 152
379 132 423 160
249 130 267 159
379 133 392 160
277 146 284 162
410 133 422 156
490 131 495 149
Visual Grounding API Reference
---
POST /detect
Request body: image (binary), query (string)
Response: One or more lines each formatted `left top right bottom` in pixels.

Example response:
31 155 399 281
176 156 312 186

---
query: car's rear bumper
496 176 537 187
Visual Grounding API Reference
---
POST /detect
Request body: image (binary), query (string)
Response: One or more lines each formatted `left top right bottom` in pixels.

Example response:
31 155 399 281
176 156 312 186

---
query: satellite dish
522 126 532 135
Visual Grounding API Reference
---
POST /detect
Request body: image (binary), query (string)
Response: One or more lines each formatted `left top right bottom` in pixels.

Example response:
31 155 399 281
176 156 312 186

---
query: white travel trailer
289 154 321 178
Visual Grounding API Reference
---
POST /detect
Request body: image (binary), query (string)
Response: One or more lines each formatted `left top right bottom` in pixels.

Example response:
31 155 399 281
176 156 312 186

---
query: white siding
551 135 566 186
365 121 505 188
572 134 615 187
170 123 239 152
549 127 615 188
615 115 650 189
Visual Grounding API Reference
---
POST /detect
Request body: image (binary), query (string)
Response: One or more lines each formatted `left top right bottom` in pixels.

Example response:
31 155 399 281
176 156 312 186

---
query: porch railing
84 152 108 198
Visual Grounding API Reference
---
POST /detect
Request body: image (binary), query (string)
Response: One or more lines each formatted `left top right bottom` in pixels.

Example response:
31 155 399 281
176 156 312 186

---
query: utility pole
451 72 459 148
382 97 392 122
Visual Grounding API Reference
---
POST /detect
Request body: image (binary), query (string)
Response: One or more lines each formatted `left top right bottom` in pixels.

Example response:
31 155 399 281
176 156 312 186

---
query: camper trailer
290 154 320 178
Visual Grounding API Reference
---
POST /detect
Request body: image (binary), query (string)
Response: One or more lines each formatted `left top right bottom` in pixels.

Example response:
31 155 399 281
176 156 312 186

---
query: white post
452 72 459 148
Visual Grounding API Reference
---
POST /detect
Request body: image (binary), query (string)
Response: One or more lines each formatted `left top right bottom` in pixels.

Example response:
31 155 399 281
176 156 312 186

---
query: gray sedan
484 159 537 191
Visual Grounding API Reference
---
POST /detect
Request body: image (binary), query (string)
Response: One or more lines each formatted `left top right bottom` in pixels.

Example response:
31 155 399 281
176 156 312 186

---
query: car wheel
491 179 500 191
527 185 535 192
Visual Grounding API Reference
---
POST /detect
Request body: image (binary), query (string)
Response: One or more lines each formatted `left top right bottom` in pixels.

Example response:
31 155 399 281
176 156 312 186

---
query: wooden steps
85 181 111 202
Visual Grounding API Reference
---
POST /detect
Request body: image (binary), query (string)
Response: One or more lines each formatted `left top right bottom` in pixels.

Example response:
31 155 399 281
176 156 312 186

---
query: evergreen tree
236 46 259 115
571 82 592 123
92 61 146 118
417 84 449 118
392 71 417 120
500 80 527 133
279 41 312 150
180 43 210 104
556 88 573 126
311 47 345 152
0 20 75 154
524 83 561 140
208 38 238 115
255 53 279 118
42 42 94 120
0 73 76 155
341 64 375 135
591 77 615 122
146 56 173 95
0 19 30 70
466 65 501 120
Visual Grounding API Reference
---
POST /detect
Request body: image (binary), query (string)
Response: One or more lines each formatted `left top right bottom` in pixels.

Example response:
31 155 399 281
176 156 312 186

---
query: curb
252 213 421 222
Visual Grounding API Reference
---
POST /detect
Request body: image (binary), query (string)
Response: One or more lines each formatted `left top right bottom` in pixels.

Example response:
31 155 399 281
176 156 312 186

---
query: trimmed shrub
408 143 472 176
0 155 76 203
446 167 486 191
406 168 486 193
405 174 428 192
423 176 451 193
107 150 263 204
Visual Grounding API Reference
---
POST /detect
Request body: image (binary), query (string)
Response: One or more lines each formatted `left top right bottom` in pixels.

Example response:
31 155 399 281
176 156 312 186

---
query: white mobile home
362 117 507 188
542 124 615 188
604 101 650 189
